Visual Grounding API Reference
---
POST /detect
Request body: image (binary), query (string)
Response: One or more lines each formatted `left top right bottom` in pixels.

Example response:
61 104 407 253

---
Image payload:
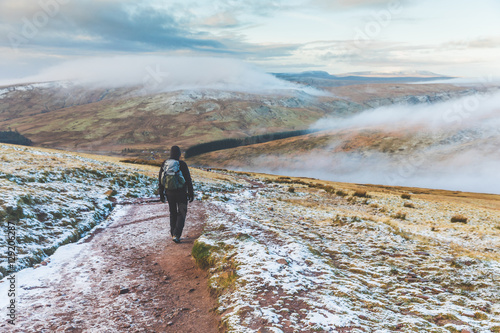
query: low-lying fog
250 91 500 194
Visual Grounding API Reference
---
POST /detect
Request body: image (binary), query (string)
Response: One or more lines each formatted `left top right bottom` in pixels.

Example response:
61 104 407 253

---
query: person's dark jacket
158 159 194 202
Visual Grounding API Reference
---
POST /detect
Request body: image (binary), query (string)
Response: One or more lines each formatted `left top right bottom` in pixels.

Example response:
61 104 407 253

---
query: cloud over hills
311 89 500 132
0 55 326 95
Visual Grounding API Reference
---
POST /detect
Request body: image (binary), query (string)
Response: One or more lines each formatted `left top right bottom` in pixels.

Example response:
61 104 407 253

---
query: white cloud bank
311 89 500 132
0 56 327 95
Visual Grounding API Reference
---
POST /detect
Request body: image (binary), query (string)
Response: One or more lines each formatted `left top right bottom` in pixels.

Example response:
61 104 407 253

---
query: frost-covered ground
195 170 500 332
1 145 499 332
0 144 156 278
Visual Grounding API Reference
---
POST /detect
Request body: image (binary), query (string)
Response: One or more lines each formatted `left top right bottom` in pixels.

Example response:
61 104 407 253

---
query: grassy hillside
186 129 428 167
0 83 344 153
0 82 483 156
186 83 500 194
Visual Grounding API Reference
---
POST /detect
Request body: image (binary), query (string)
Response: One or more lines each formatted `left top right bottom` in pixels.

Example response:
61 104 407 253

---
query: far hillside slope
275 70 454 88
0 81 487 155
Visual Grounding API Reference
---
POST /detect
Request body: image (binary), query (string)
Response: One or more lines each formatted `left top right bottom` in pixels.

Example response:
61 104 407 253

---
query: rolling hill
0 74 487 156
2 73 498 196
274 70 454 88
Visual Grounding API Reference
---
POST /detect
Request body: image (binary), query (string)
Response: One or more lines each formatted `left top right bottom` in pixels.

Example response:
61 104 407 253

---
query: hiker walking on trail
159 146 194 243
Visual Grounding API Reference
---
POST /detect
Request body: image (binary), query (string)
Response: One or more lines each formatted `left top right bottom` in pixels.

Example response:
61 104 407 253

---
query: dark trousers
165 190 188 238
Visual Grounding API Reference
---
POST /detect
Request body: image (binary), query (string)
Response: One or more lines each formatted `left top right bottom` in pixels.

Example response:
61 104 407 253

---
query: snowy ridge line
196 171 500 332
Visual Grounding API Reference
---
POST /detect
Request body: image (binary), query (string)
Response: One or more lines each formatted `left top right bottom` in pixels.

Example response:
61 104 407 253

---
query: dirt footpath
3 199 220 333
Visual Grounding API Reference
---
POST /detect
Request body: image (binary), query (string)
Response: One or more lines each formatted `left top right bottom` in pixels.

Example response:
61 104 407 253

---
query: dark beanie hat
170 146 181 160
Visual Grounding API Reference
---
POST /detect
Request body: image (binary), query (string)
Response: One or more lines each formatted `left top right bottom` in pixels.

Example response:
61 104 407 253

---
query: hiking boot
173 237 181 243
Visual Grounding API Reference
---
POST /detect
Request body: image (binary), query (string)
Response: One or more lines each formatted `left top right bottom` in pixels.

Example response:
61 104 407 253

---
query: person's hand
160 194 166 203
188 194 194 203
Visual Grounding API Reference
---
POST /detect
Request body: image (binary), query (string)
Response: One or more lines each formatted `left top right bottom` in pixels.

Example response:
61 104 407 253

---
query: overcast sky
0 0 499 80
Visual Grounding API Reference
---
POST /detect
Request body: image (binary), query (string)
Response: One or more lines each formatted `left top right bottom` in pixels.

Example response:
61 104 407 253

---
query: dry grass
336 190 348 197
12 145 497 263
257 173 500 261
186 167 500 331
450 215 468 223
353 190 370 198
391 211 407 220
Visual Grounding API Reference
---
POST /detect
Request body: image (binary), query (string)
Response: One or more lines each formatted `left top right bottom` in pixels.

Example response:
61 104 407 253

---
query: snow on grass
1 149 498 331
0 144 157 278
197 170 500 332
0 88 9 99
0 205 131 311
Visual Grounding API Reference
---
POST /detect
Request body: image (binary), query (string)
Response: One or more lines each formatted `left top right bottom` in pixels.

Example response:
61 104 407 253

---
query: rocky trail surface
1 199 219 333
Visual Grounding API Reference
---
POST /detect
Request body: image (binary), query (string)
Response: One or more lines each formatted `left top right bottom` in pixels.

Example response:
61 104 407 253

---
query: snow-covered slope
194 170 500 332
1 146 499 332
0 144 156 278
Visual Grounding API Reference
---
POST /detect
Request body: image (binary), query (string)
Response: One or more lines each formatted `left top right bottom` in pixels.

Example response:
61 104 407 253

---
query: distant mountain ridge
273 70 455 88
336 70 450 78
